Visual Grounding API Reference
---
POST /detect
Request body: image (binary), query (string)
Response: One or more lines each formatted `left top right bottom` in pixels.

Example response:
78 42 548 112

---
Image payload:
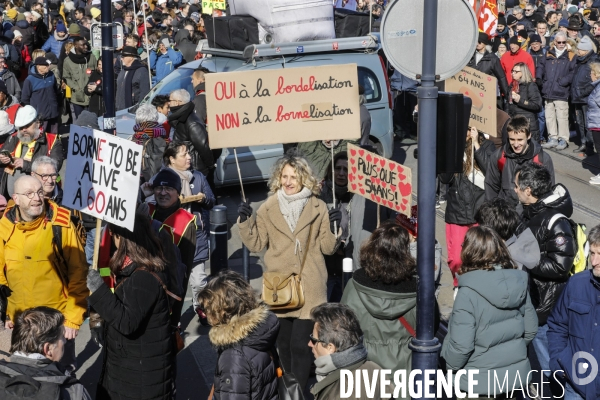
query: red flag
478 0 498 36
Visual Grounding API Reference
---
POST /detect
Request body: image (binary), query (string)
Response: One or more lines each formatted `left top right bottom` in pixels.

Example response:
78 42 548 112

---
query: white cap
13 30 22 38
14 105 37 129
0 111 15 136
31 11 42 20
158 0 167 5
343 258 353 273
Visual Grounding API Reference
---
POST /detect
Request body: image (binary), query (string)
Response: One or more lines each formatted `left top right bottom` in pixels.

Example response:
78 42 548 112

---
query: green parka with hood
441 269 538 395
341 269 421 382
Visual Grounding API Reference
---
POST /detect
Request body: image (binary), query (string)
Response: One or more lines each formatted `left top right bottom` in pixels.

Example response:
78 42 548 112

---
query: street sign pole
101 0 116 135
410 0 441 397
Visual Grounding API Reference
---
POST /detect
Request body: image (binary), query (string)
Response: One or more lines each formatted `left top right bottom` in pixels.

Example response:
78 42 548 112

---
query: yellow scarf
14 141 37 162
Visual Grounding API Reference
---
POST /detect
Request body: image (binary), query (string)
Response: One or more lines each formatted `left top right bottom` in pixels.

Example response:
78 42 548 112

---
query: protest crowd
0 0 600 399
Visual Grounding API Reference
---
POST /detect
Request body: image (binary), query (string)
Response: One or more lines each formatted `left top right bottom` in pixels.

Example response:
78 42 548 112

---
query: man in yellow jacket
0 176 88 373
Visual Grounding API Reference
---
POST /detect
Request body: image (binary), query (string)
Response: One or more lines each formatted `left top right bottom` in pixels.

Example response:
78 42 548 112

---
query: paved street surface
0 131 598 399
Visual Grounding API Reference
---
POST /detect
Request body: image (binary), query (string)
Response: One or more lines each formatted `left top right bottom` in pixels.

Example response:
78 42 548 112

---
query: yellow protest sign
202 0 226 14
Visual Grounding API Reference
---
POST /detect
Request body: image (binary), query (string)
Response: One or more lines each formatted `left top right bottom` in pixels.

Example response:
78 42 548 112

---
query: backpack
547 213 589 275
0 374 62 400
0 361 78 400
140 137 167 183
497 151 540 173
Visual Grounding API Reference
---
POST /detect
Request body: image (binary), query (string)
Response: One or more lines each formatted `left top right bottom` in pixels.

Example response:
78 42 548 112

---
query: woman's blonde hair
590 62 600 80
267 153 320 196
31 49 46 61
197 270 261 326
514 62 534 84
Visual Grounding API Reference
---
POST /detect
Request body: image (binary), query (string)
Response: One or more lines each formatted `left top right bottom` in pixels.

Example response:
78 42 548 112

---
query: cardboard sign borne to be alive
445 66 497 136
347 143 412 216
63 126 143 231
205 64 361 149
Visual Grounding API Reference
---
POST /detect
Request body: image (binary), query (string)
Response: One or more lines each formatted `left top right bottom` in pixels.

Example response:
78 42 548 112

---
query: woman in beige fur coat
237 153 341 391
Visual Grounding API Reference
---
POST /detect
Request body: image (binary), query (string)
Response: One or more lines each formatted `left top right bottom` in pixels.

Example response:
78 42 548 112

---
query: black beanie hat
478 32 491 45
152 169 182 195
509 35 521 47
498 15 507 26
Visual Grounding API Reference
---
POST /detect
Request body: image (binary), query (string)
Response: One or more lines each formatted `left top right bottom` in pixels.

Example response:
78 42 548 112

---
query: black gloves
89 310 104 348
328 207 342 234
238 202 253 223
0 285 12 324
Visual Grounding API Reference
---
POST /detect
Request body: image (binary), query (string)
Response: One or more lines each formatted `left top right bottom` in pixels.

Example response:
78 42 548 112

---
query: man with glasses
167 88 216 193
513 8 533 31
0 106 63 198
31 156 60 202
308 303 383 400
0 175 88 374
538 32 576 151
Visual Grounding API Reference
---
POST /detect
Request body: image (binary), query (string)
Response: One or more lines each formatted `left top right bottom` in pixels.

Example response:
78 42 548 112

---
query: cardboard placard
63 126 143 231
347 143 412 216
205 64 361 148
445 66 497 136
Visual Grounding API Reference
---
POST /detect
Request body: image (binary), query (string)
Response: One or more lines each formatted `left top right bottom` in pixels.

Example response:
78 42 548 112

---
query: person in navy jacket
20 56 59 133
547 224 600 400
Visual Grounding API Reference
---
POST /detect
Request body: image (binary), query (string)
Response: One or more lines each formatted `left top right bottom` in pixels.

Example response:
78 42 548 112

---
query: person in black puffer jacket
513 162 575 399
168 89 216 191
86 212 175 400
508 62 543 141
444 127 497 287
514 165 575 326
198 270 279 400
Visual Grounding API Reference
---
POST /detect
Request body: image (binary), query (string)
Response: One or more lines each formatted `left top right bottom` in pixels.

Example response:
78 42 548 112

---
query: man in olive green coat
62 34 96 119
297 140 354 180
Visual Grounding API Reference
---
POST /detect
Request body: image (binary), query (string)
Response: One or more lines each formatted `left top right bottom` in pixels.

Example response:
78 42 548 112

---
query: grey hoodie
506 227 541 269
441 269 538 395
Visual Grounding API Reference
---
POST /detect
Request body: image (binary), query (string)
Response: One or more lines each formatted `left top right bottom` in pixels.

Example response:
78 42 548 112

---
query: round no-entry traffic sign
380 0 478 81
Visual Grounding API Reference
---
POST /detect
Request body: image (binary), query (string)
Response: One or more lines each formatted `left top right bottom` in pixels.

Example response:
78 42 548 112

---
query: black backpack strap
51 225 70 289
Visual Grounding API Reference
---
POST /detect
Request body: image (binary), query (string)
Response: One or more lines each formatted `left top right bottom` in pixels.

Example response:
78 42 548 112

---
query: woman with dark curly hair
198 270 279 400
341 221 432 390
441 226 538 398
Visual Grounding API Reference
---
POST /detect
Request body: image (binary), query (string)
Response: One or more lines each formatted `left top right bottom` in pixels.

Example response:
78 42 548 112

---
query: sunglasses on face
309 334 328 346
556 41 567 44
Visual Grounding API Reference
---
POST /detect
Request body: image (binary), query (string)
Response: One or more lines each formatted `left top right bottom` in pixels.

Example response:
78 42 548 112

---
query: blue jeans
532 324 550 375
537 108 546 142
564 382 584 400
